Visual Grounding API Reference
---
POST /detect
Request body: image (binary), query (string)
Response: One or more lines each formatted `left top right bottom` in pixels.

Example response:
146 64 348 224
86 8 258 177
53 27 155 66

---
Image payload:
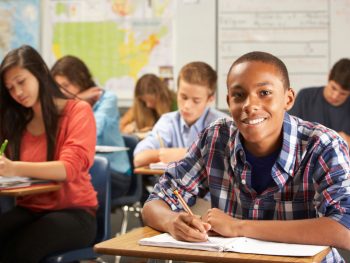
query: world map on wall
46 0 174 103
0 0 40 60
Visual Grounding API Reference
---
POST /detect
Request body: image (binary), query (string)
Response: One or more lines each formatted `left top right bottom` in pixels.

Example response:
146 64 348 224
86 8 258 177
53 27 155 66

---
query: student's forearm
239 217 350 250
134 150 160 167
13 161 67 181
142 200 178 232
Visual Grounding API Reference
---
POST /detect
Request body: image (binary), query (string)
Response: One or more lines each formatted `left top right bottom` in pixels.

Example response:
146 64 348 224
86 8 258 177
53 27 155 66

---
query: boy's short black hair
227 51 290 90
329 58 350 91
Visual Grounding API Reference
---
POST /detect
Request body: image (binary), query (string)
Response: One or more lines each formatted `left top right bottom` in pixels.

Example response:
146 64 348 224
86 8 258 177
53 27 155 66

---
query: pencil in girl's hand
0 139 8 156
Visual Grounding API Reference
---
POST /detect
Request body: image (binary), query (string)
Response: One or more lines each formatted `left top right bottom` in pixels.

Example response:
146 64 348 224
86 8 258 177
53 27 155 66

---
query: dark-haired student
0 46 97 263
289 58 350 146
142 51 350 263
51 55 131 199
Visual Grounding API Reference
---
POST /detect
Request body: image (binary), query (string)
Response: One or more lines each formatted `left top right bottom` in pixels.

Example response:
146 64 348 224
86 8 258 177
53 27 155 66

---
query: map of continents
49 0 173 103
0 0 40 60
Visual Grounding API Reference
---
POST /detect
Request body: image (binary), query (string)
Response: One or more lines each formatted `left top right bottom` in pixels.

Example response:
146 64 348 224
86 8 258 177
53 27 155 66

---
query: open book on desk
95 145 129 153
139 233 328 257
0 176 52 189
149 162 168 170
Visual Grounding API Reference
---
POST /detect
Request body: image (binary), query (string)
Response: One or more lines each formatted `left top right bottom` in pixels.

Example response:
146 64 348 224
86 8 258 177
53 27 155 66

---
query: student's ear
208 94 215 104
284 88 295 111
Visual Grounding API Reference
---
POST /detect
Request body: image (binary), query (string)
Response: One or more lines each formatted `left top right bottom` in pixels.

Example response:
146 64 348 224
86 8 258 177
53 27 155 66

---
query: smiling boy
142 52 350 262
133 61 227 167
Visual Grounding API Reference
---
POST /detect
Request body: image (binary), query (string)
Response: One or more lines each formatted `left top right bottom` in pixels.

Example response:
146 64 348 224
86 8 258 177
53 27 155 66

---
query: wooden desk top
134 166 164 176
94 227 330 263
0 184 61 197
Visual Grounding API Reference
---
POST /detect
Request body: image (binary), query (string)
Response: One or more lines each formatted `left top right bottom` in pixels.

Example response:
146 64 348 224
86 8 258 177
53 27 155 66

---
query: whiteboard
217 0 350 109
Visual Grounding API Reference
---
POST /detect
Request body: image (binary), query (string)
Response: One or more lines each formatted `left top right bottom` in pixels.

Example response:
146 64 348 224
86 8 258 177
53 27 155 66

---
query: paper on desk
149 162 168 170
0 176 51 189
139 233 328 257
224 236 328 256
0 176 31 183
95 145 129 153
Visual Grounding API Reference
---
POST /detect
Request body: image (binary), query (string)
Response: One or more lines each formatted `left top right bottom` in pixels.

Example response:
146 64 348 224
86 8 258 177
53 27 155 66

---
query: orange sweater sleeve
17 100 97 211
57 100 96 182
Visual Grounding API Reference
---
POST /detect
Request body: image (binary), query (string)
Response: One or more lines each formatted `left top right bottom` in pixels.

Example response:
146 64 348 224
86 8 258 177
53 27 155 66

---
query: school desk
0 184 61 197
134 166 164 176
94 226 330 263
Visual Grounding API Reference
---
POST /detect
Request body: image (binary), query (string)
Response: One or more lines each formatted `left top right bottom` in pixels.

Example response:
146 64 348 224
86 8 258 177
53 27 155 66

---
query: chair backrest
122 134 138 172
43 156 111 263
111 135 142 207
89 155 111 242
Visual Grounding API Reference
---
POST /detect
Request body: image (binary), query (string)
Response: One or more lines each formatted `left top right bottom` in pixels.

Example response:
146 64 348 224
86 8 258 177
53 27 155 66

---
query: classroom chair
43 156 111 263
112 134 143 235
0 196 15 214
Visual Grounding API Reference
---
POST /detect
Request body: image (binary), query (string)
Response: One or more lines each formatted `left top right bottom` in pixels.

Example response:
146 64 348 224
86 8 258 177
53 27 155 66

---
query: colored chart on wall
0 0 40 60
44 0 174 105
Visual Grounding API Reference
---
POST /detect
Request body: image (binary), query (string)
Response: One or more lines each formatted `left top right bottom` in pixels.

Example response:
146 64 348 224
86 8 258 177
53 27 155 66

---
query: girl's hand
78 87 103 105
0 156 16 177
167 212 211 242
123 122 137 134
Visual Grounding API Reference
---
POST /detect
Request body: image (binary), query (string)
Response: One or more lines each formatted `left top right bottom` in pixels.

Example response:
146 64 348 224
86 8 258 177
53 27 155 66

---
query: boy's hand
158 148 187 163
202 208 241 237
167 212 211 242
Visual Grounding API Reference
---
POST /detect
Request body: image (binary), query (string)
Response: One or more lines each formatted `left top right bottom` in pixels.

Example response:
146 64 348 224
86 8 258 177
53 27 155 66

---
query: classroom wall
39 0 350 109
174 0 216 81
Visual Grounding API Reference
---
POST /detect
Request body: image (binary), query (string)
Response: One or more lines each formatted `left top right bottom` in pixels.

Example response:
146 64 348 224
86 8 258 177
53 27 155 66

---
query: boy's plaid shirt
148 113 350 262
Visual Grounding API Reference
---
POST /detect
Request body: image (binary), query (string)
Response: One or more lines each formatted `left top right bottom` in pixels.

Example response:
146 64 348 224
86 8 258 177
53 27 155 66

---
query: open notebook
149 162 168 170
139 233 328 257
95 145 129 153
0 176 51 189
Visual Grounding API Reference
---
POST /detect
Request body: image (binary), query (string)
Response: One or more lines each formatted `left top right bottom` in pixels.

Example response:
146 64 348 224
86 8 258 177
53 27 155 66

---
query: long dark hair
0 45 67 161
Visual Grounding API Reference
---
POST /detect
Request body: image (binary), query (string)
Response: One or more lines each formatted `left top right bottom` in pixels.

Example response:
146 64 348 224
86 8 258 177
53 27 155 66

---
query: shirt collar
180 107 210 133
277 112 298 176
229 112 298 176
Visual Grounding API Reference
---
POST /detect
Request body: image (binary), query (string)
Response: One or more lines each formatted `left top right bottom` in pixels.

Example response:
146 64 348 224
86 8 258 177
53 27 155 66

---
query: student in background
120 73 177 135
0 45 97 262
142 52 350 262
51 55 131 199
133 62 228 167
289 58 350 145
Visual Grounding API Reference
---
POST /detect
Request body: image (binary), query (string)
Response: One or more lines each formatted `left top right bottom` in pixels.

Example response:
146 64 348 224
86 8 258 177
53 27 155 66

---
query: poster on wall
0 0 40 60
43 0 174 106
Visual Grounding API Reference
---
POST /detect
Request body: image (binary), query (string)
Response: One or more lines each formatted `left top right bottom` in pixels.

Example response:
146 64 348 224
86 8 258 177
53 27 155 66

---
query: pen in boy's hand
0 139 8 156
157 132 165 148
